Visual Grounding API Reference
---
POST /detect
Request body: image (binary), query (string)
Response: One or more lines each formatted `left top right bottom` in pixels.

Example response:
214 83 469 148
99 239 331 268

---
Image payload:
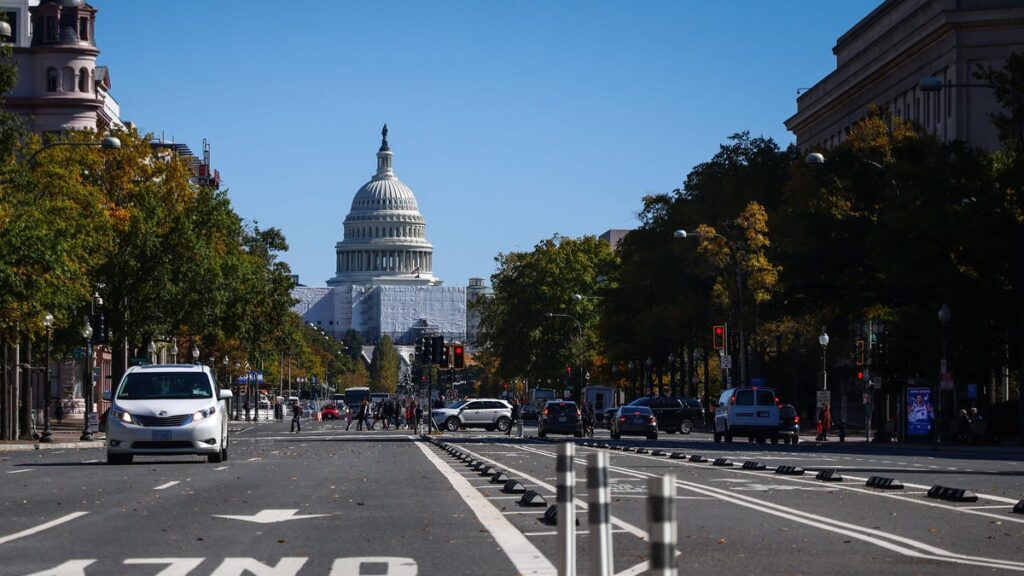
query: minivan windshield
117 372 213 400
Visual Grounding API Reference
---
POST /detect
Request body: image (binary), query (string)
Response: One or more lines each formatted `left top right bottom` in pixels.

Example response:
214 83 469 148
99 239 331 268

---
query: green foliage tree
369 335 399 394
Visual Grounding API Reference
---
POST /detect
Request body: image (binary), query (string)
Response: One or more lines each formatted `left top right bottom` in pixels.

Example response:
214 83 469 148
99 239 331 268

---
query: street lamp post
818 327 829 391
544 312 584 400
39 314 54 443
170 341 178 364
80 316 94 441
148 341 157 365
938 304 951 444
675 229 748 387
234 362 241 420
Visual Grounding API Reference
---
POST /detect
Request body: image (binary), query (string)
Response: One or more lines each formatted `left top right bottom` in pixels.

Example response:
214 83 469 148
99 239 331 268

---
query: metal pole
557 442 575 576
40 325 52 443
81 335 93 441
587 452 612 576
647 474 677 576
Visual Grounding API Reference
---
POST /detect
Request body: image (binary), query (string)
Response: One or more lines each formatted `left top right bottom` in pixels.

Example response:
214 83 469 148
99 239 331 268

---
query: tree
369 335 399 394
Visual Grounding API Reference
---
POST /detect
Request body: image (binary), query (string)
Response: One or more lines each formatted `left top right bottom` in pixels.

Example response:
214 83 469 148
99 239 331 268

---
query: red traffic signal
712 325 726 350
856 370 865 381
453 343 465 369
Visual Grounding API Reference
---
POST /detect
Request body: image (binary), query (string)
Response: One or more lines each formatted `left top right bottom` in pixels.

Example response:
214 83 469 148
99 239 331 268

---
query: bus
343 387 370 411
529 388 556 407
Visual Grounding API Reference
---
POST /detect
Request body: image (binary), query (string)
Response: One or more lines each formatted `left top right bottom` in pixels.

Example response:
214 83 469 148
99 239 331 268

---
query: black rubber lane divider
543 504 581 526
599 443 610 449
669 452 687 459
775 465 805 475
712 458 734 467
1014 500 1024 514
519 489 548 507
815 469 843 482
503 479 526 494
865 476 904 489
479 465 495 476
491 471 510 483
635 448 649 454
689 454 707 462
927 485 979 502
652 450 667 456
741 461 766 470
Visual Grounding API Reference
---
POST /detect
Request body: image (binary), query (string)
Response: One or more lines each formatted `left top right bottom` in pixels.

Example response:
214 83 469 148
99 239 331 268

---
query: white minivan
714 386 781 444
104 364 232 465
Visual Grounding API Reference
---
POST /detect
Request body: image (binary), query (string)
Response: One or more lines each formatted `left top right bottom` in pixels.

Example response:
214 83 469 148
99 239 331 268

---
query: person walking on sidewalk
816 401 832 441
506 399 520 437
289 399 302 433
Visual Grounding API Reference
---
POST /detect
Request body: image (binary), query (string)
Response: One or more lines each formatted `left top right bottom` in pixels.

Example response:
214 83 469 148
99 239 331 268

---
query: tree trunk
19 333 32 440
1 332 9 441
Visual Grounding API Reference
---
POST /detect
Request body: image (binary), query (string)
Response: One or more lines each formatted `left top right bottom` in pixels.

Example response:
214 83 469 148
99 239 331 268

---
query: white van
104 364 232 464
714 386 781 444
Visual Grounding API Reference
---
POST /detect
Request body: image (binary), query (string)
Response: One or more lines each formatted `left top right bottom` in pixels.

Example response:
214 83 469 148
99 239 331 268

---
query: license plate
558 417 567 422
631 417 644 425
152 430 171 441
757 411 769 418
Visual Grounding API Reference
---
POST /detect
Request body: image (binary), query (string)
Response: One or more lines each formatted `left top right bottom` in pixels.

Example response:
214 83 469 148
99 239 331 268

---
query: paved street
1 418 1022 575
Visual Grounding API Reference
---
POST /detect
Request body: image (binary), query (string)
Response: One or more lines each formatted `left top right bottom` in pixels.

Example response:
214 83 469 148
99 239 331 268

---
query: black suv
538 400 583 438
626 396 705 434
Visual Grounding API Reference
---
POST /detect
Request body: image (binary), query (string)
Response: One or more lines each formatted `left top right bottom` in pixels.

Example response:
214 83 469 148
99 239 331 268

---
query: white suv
714 386 781 444
431 399 512 432
104 364 233 464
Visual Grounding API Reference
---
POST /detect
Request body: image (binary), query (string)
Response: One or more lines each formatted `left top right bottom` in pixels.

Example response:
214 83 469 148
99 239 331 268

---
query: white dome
329 125 438 286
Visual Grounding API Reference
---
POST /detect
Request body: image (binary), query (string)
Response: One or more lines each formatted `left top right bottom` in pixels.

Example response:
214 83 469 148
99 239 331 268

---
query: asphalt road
1 418 1021 575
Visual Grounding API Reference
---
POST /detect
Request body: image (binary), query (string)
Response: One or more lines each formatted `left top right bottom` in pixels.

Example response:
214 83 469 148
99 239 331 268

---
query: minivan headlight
112 408 136 425
192 406 216 422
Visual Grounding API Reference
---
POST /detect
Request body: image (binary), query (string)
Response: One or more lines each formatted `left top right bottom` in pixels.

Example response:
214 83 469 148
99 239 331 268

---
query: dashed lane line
6 469 31 474
0 512 89 545
154 481 179 490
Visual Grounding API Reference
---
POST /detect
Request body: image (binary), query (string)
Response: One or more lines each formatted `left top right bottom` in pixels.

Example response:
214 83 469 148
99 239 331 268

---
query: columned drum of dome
328 124 439 286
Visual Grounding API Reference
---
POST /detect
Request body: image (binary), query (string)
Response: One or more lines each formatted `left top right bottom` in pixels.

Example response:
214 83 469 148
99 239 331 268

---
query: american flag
411 266 420 278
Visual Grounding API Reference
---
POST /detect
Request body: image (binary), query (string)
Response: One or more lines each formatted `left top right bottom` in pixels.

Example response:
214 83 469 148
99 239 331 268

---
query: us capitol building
292 126 472 356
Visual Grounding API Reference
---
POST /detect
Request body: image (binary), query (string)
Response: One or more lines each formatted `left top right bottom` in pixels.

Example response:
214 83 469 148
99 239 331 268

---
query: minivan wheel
724 433 733 443
713 432 721 443
445 417 461 432
208 449 223 464
679 420 694 435
496 416 511 432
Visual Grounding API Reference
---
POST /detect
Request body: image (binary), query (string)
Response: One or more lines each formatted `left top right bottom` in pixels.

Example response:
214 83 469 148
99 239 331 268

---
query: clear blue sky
96 0 880 287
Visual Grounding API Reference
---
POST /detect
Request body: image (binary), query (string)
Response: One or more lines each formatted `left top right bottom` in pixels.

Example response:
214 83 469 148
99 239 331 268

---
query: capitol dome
328 125 438 286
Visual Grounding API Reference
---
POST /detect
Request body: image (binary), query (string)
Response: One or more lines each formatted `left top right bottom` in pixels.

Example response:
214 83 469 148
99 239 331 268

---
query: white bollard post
557 442 576 576
646 474 677 576
587 451 613 576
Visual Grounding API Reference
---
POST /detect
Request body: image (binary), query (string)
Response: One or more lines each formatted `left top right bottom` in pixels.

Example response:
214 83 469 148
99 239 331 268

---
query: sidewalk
795 428 1024 457
0 421 105 452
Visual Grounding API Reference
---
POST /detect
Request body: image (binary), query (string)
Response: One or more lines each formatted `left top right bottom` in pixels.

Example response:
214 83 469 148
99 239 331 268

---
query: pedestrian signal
855 338 866 366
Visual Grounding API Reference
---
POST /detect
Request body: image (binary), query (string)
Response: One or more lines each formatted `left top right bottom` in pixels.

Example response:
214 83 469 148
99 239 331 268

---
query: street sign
939 372 954 391
86 413 98 433
815 390 831 407
721 355 732 369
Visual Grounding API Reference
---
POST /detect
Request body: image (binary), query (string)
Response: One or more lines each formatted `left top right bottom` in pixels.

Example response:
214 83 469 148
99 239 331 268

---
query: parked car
431 398 512 432
714 386 781 444
626 396 705 434
538 400 583 438
520 404 540 421
778 404 800 444
610 405 658 440
103 364 232 465
320 404 341 420
602 407 618 429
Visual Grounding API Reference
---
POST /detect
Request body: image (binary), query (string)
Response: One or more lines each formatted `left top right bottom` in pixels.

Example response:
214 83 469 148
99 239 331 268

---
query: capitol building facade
292 127 467 350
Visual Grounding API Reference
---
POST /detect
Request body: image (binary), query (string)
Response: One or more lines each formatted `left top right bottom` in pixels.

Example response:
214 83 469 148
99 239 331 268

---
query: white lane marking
247 457 261 461
123 558 204 576
524 529 631 536
7 469 31 474
519 444 1024 571
462 444 650 541
82 460 99 464
962 505 1017 510
24 559 96 575
0 512 89 545
503 510 547 515
154 481 179 490
214 466 228 471
414 439 555 575
485 496 524 500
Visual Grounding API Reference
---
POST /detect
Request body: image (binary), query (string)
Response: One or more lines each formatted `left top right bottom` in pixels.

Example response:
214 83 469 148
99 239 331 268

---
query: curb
0 440 105 452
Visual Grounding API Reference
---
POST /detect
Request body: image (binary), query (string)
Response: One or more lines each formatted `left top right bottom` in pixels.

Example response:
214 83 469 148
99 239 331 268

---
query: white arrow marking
212 509 331 524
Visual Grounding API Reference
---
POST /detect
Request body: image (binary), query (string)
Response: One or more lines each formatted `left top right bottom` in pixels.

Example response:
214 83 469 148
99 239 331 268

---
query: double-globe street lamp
674 228 749 387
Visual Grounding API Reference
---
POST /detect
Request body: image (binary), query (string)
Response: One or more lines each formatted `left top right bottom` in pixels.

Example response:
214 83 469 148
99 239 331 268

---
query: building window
79 17 89 41
1 11 17 43
78 67 88 92
46 67 58 92
63 66 75 92
44 17 56 41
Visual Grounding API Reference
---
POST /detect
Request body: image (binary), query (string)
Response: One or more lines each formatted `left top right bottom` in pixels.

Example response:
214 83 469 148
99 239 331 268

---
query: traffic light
439 344 451 368
415 337 423 361
432 335 445 366
712 325 726 350
856 369 865 382
453 343 465 369
855 338 866 366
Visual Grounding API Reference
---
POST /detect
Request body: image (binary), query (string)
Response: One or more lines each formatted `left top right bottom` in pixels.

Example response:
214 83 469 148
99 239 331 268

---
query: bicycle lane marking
515 444 1024 572
412 438 555 575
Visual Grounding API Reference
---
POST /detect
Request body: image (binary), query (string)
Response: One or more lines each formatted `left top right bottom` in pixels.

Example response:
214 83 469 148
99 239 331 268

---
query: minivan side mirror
219 389 234 400
102 390 112 401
